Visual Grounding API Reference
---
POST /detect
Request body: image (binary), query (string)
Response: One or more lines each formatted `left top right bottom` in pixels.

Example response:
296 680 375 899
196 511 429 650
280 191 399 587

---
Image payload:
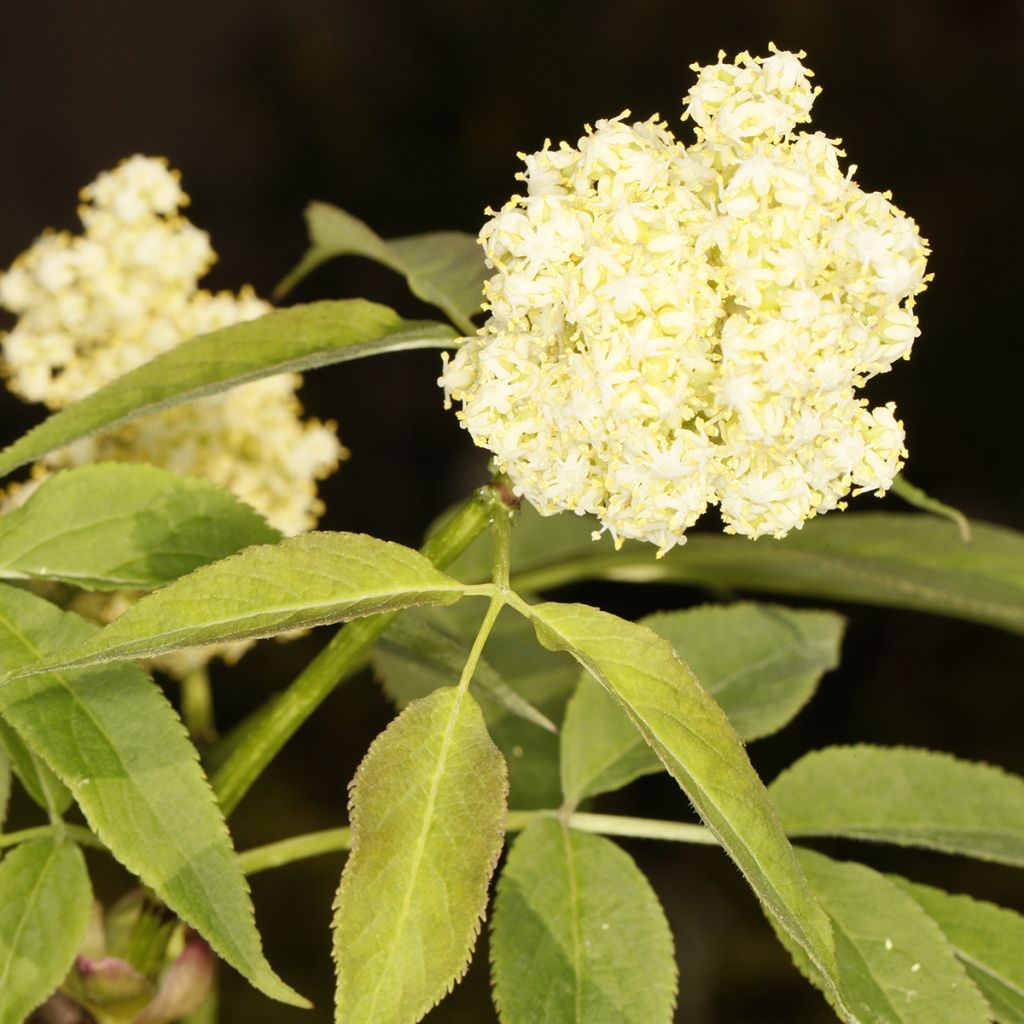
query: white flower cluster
441 48 929 553
1 156 346 676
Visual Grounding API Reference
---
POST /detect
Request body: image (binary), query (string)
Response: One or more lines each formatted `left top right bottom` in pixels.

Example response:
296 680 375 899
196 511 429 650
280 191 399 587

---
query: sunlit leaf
793 851 990 1024
332 686 507 1023
491 819 677 1024
276 202 486 332
0 463 280 591
770 745 1024 866
0 585 306 1007
0 299 455 480
0 838 92 1024
559 603 845 806
527 601 850 1016
3 532 470 678
374 602 576 809
890 877 1024 1023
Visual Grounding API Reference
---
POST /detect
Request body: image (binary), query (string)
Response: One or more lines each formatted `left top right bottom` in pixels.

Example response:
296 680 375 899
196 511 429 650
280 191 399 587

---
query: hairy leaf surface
277 202 486 331
0 463 279 590
795 851 991 1024
771 746 1024 865
374 603 576 808
0 299 455 479
0 584 305 1007
0 838 92 1024
527 601 849 1015
890 877 1024 1023
332 687 507 1023
491 819 677 1024
560 603 844 805
4 532 469 677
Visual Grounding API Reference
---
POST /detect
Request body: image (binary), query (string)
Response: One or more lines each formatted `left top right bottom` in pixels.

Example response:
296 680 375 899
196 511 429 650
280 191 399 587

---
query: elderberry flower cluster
441 48 929 553
1 156 345 675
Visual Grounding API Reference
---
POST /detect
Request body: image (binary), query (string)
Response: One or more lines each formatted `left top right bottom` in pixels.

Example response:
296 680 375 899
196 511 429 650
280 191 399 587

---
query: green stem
238 810 716 875
0 823 105 851
181 666 216 742
211 482 506 817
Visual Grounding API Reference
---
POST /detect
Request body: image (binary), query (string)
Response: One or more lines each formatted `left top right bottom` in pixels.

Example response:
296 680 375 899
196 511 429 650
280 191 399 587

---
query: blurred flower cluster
0 156 345 675
442 48 929 552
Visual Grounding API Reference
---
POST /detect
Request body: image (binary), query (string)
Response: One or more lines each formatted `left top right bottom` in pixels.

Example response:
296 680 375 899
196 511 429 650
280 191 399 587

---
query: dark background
1 2 1022 1021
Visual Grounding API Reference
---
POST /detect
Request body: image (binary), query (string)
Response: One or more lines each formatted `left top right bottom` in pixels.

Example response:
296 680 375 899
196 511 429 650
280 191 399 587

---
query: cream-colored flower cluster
1 156 346 675
441 48 929 552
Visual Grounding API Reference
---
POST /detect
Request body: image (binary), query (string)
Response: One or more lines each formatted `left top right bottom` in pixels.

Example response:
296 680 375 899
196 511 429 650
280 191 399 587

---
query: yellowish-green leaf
451 503 1024 635
0 463 280 591
0 584 306 1007
491 819 677 1024
332 686 507 1023
0 718 72 818
890 877 1024 1024
2 532 470 679
0 299 455 480
559 603 845 806
527 601 850 1017
0 838 92 1024
373 603 576 808
796 851 991 1024
276 202 486 333
770 746 1024 866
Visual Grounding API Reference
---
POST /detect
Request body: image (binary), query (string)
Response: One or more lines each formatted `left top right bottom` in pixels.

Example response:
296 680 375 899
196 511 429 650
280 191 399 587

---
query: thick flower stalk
0 156 345 674
441 48 929 553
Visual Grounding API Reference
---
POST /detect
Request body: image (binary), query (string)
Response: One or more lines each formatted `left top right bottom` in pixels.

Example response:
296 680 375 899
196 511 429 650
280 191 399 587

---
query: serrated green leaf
0 463 280 591
526 601 850 1016
3 532 470 678
770 746 1024 866
0 584 306 1007
450 502 1024 635
0 717 73 818
276 202 486 332
0 838 92 1024
374 603 577 808
332 686 507 1024
889 877 1024 1023
491 818 677 1024
559 603 845 806
795 851 991 1024
0 299 455 480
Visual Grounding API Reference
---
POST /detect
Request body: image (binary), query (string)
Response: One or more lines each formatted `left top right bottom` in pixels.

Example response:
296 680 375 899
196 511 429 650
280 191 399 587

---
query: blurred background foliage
1 2 1021 1021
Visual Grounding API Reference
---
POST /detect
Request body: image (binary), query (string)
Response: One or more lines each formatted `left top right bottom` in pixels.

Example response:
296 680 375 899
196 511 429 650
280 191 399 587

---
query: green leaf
0 718 73 818
526 601 849 1016
0 838 93 1024
451 503 1024 635
3 532 470 678
374 602 577 808
0 743 9 830
891 476 972 544
0 299 455 480
332 686 507 1023
889 877 1024 1023
770 745 1024 866
559 603 845 807
0 584 306 1007
794 850 991 1024
559 677 662 809
276 202 487 333
491 818 677 1024
0 463 280 591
